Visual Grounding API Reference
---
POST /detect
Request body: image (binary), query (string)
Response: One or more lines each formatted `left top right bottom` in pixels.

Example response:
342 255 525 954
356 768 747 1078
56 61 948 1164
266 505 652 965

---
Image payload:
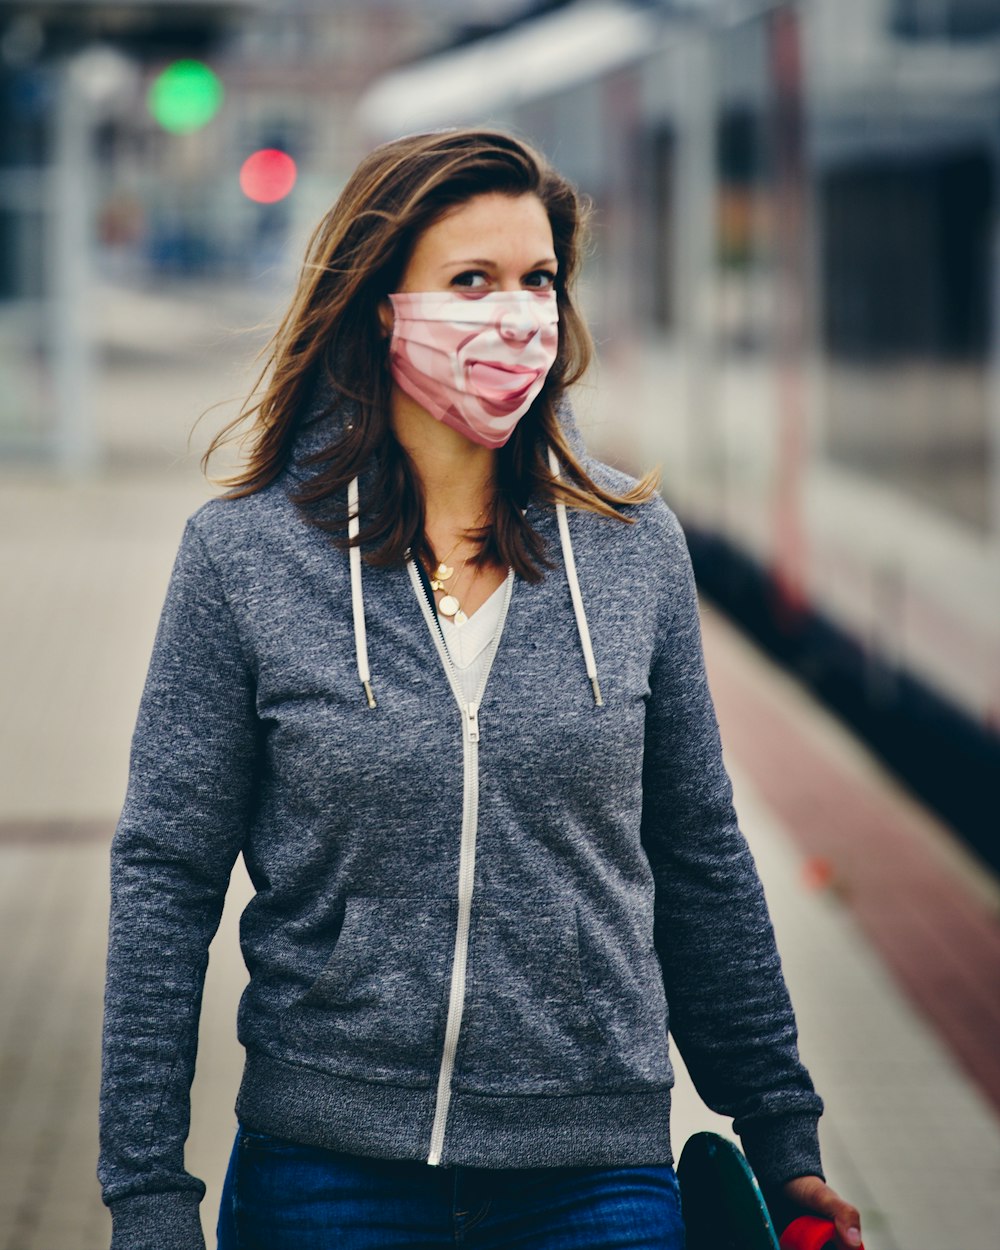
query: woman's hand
781 1175 863 1247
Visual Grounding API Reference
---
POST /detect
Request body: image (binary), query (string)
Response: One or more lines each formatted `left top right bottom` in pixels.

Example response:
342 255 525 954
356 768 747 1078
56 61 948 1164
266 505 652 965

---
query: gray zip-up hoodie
99 392 823 1249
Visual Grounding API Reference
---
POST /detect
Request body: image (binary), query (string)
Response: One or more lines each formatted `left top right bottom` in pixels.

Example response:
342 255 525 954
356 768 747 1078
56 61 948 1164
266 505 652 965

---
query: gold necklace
429 502 491 625
428 533 466 588
437 549 478 625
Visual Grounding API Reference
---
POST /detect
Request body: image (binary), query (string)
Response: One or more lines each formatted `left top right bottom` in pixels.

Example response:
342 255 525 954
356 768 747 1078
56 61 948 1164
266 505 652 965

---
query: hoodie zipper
407 558 514 1167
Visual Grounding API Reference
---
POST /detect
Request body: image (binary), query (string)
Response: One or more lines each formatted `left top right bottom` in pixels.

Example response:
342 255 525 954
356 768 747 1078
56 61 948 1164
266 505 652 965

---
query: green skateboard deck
678 1132 780 1250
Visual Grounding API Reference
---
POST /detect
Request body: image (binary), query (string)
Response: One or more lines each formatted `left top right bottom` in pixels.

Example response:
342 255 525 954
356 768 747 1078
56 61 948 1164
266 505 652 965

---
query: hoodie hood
283 370 356 486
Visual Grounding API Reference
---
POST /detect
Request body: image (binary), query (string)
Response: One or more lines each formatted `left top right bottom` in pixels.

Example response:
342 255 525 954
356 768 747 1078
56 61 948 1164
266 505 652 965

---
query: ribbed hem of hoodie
109 1190 205 1250
237 1050 675 1169
737 1111 824 1189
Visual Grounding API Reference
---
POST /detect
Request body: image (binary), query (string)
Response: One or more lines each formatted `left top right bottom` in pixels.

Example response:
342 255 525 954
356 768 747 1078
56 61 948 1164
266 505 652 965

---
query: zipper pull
466 702 480 743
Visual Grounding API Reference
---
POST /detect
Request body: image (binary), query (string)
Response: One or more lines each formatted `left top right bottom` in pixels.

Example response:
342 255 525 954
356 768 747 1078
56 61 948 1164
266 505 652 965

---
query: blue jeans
217 1127 686 1249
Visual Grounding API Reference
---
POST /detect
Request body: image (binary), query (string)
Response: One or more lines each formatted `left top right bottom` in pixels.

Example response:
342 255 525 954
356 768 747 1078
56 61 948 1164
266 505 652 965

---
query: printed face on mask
387 290 558 448
383 191 561 449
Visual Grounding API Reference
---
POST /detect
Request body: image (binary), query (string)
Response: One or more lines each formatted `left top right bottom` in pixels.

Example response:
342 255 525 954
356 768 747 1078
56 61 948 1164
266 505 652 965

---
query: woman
98 128 862 1250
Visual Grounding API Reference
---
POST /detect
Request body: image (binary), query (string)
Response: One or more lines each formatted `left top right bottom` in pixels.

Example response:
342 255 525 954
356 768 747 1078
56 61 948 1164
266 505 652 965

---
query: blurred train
359 0 1000 873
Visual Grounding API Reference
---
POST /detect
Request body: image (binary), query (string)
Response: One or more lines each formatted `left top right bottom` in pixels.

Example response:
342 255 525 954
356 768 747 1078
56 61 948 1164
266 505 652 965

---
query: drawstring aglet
590 676 603 707
362 680 376 709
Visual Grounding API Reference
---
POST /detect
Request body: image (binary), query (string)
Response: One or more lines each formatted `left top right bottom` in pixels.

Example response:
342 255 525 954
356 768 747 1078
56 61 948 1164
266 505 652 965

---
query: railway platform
1 282 998 1250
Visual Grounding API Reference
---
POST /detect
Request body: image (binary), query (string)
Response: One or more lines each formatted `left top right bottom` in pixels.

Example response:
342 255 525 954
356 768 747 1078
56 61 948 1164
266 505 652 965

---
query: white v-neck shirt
438 572 511 704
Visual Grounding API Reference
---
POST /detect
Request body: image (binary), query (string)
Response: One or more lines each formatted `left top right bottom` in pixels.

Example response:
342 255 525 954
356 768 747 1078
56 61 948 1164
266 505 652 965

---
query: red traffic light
239 149 297 204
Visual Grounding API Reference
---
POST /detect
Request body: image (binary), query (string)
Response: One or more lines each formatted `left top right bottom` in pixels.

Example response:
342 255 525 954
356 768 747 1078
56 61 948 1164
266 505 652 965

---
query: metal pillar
49 56 99 474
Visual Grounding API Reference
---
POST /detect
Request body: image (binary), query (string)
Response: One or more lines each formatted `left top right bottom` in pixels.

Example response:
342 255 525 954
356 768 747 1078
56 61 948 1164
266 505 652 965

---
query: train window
890 0 1000 39
707 0 783 361
717 107 765 192
636 122 676 332
712 98 776 357
819 147 994 530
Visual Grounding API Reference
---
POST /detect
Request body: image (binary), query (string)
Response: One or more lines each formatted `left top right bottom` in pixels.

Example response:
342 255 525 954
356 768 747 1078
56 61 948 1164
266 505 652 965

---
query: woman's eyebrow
439 256 558 270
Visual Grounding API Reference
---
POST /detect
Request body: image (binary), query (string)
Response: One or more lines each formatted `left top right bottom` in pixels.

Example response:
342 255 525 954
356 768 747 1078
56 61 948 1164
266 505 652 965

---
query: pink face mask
387 290 559 448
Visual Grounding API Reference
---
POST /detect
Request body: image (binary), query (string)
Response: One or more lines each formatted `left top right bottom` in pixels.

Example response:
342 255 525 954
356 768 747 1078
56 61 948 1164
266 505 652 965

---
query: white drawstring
548 446 603 707
348 476 376 708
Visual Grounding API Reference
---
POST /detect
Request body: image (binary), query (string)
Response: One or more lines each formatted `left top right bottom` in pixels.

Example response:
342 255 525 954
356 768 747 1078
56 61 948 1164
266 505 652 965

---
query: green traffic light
148 60 223 134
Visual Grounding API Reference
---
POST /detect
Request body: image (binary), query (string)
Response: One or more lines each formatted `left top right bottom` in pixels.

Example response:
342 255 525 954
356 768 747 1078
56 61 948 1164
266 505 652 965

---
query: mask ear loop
548 445 603 707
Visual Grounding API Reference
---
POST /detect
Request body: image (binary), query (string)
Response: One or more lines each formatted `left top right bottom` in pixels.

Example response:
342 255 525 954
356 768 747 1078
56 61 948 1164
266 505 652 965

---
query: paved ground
1 282 998 1249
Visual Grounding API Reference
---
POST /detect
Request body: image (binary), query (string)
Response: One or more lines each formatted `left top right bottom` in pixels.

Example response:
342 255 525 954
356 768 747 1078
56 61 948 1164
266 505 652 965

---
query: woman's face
384 192 560 435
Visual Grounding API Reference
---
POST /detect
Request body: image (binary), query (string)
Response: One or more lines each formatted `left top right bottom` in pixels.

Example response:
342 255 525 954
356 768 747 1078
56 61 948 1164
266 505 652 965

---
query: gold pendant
438 594 460 617
434 563 454 581
430 579 444 591
453 609 468 625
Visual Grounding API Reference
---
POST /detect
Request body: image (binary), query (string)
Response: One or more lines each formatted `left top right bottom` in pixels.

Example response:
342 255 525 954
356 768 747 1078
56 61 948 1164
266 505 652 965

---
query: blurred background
0 1 998 1247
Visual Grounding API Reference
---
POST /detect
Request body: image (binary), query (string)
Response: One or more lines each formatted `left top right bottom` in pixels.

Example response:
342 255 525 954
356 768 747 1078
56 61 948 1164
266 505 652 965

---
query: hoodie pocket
279 895 454 1087
453 899 606 1094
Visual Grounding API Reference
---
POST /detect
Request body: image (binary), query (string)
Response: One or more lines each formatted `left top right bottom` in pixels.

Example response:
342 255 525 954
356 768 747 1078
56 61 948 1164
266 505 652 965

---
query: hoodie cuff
737 1112 824 1190
109 1190 205 1250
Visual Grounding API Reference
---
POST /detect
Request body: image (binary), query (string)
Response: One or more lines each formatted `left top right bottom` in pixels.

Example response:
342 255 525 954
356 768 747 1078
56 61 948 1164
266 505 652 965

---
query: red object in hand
779 1215 864 1250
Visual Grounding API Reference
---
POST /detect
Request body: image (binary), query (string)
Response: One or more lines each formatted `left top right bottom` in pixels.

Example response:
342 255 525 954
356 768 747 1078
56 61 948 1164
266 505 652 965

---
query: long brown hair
200 126 658 581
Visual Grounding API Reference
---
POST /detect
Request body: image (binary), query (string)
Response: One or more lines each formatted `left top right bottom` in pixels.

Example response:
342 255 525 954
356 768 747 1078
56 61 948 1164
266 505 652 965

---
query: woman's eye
451 271 489 290
524 269 557 290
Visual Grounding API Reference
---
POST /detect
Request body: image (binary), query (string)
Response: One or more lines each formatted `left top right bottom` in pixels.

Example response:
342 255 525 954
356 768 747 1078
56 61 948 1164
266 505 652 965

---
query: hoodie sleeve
639 503 824 1189
98 515 259 1250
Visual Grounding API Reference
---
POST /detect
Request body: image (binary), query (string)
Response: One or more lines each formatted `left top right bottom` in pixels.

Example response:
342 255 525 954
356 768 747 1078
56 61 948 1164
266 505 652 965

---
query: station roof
356 0 666 140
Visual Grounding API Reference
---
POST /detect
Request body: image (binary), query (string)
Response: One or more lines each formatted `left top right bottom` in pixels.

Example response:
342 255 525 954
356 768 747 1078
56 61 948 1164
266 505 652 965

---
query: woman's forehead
413 193 554 264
